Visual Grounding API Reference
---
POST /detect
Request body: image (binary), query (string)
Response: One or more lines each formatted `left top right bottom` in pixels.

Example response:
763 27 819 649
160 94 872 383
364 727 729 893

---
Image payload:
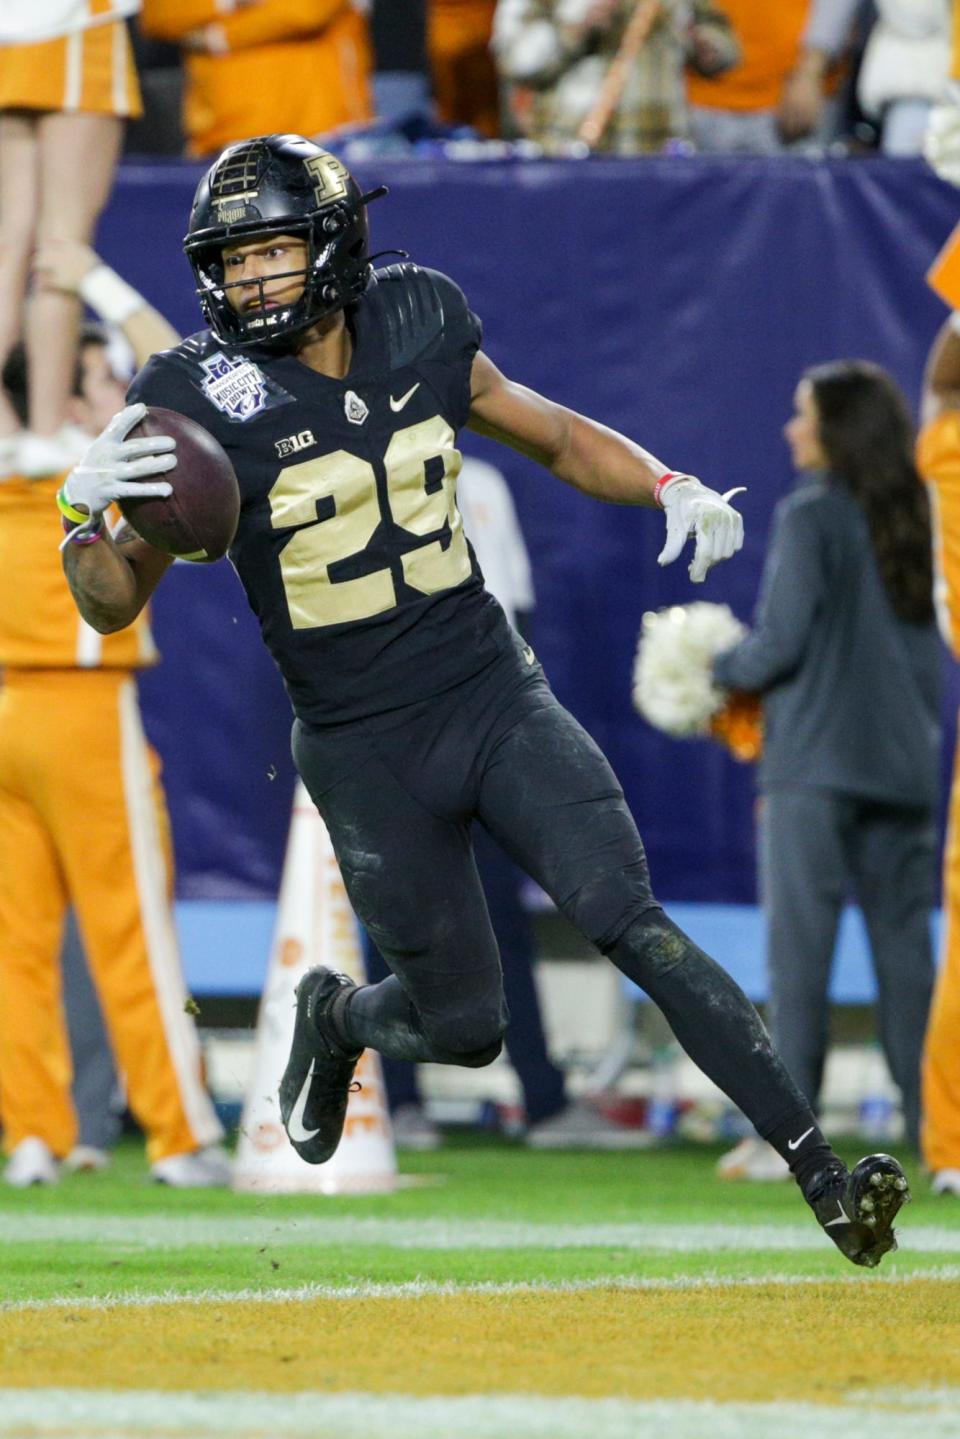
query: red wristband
653 473 680 507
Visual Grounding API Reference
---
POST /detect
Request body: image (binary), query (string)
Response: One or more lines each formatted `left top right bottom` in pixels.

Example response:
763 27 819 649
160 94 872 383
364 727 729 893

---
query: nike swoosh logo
287 1063 320 1143
522 645 535 665
787 1126 815 1151
824 1202 850 1228
390 383 420 412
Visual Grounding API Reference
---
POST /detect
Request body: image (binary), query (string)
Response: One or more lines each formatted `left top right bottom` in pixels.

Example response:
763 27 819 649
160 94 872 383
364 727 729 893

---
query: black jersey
127 265 512 726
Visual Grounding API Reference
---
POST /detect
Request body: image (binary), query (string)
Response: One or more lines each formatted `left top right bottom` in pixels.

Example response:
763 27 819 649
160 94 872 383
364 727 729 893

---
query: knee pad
607 907 690 984
422 1002 507 1068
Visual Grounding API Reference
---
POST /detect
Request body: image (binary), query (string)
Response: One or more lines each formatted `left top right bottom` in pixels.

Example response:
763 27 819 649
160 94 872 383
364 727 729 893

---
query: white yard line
4 1266 960 1314
2 1213 959 1253
0 1390 957 1439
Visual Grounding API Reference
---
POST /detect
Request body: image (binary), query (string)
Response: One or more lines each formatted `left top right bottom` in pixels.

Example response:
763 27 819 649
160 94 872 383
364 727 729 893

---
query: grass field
3 1134 960 1437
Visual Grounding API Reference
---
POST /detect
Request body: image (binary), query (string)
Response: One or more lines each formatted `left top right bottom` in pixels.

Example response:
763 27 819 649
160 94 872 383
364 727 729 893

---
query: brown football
119 406 240 562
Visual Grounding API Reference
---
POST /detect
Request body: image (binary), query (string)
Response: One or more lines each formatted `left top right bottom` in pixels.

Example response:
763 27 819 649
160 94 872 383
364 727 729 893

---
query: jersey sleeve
422 268 483 365
418 268 482 431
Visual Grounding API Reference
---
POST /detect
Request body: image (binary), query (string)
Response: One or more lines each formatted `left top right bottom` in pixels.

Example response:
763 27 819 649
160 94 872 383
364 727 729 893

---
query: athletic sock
762 1112 842 1197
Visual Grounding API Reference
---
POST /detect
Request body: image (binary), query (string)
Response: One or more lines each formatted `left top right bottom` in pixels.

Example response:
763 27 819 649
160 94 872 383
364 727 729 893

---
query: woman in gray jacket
715 360 941 1179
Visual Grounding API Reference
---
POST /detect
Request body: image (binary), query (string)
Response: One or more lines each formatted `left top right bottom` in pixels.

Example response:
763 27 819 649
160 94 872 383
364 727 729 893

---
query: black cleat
807 1152 911 1268
278 967 362 1165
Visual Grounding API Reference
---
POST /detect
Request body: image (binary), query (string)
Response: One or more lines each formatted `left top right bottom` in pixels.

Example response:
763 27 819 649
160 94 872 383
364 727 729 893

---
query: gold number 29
268 416 472 629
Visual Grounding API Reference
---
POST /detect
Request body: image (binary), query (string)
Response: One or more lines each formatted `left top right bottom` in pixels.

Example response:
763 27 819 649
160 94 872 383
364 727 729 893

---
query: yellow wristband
56 488 91 526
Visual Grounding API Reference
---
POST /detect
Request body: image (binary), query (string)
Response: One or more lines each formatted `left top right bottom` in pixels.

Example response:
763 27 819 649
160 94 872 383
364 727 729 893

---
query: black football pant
362 821 568 1124
293 636 810 1138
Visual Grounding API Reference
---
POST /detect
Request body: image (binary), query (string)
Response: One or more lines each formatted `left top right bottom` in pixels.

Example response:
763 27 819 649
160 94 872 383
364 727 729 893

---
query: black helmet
183 133 385 349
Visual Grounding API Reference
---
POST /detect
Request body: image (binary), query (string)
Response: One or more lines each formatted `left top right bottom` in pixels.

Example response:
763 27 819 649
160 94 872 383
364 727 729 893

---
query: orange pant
0 668 221 1163
0 20 142 116
923 727 960 1171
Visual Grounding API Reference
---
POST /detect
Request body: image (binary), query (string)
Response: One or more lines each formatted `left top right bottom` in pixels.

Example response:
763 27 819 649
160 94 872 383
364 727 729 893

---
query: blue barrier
176 897 943 1003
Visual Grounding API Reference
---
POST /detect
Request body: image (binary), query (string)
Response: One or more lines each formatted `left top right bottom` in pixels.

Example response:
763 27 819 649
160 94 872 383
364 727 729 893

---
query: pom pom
925 85 960 189
632 602 747 737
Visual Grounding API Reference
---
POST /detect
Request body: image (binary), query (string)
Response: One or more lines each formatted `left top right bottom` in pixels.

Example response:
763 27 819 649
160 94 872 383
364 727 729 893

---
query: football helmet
183 133 385 349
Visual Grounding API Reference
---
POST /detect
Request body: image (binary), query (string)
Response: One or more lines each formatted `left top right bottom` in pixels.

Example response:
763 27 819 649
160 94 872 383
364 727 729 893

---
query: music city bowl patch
200 351 269 421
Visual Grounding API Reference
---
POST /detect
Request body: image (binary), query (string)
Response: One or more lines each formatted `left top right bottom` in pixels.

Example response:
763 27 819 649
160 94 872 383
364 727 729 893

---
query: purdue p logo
304 152 350 207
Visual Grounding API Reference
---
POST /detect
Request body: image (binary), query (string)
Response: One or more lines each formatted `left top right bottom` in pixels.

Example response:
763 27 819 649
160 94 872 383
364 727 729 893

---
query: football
119 407 240 562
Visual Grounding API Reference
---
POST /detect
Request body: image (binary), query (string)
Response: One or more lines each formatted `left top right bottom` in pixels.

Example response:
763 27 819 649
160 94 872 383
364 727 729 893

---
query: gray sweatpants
759 788 936 1150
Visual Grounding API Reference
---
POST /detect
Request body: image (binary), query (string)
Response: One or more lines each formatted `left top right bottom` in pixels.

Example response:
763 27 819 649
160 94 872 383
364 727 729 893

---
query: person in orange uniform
139 0 372 158
686 0 859 153
429 0 500 137
0 1 142 478
0 239 228 1188
917 312 960 1198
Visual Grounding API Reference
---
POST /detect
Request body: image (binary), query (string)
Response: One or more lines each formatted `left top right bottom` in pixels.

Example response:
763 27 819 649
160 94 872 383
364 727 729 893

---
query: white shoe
63 1145 111 1174
932 1168 960 1196
18 425 88 479
526 1099 652 1150
390 1103 442 1151
152 1144 232 1188
5 1137 59 1187
717 1137 790 1181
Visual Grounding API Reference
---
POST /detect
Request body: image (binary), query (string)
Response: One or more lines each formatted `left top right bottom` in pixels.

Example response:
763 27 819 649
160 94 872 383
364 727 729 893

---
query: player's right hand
62 404 176 535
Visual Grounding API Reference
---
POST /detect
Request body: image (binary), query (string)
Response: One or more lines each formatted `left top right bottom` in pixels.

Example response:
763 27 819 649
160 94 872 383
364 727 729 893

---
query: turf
1 1135 956 1305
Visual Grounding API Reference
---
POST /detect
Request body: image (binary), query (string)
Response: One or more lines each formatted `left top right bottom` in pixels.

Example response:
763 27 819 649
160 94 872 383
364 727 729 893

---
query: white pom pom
925 86 960 189
632 602 746 737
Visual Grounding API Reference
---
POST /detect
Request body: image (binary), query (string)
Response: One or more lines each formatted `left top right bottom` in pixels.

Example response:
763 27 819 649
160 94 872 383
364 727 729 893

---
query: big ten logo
275 429 316 459
251 1120 286 1152
279 937 304 968
343 1050 388 1138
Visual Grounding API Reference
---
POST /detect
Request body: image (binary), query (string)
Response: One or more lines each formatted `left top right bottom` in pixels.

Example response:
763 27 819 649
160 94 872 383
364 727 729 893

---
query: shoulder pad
177 330 230 364
368 263 444 368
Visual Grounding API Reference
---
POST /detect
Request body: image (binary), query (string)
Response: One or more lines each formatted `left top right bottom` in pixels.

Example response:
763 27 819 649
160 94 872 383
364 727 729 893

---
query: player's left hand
656 475 745 584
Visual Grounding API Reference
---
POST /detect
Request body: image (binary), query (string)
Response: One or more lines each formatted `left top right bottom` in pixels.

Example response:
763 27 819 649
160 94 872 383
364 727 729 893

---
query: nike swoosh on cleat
287 1063 320 1143
787 1126 815 1151
824 1202 850 1227
389 383 420 412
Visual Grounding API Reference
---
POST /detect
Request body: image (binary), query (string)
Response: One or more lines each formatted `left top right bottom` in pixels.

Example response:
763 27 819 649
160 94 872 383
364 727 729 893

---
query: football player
59 133 908 1264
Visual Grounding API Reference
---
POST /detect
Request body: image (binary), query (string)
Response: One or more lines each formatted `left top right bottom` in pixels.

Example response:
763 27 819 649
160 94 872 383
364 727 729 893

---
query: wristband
78 264 144 325
949 311 960 337
653 472 682 507
61 514 104 544
56 487 92 525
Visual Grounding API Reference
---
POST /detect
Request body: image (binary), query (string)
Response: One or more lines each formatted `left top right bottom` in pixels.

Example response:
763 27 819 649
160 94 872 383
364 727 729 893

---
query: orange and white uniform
0 472 222 1162
686 0 809 112
0 1 142 118
918 411 960 1174
686 0 845 114
140 0 371 158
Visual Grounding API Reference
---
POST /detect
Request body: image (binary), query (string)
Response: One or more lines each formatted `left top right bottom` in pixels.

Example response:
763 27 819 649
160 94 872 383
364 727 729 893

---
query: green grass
1 1135 956 1306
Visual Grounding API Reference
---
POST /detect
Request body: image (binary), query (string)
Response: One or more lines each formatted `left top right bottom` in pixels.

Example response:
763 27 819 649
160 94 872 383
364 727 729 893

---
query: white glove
656 474 745 584
62 403 175 537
